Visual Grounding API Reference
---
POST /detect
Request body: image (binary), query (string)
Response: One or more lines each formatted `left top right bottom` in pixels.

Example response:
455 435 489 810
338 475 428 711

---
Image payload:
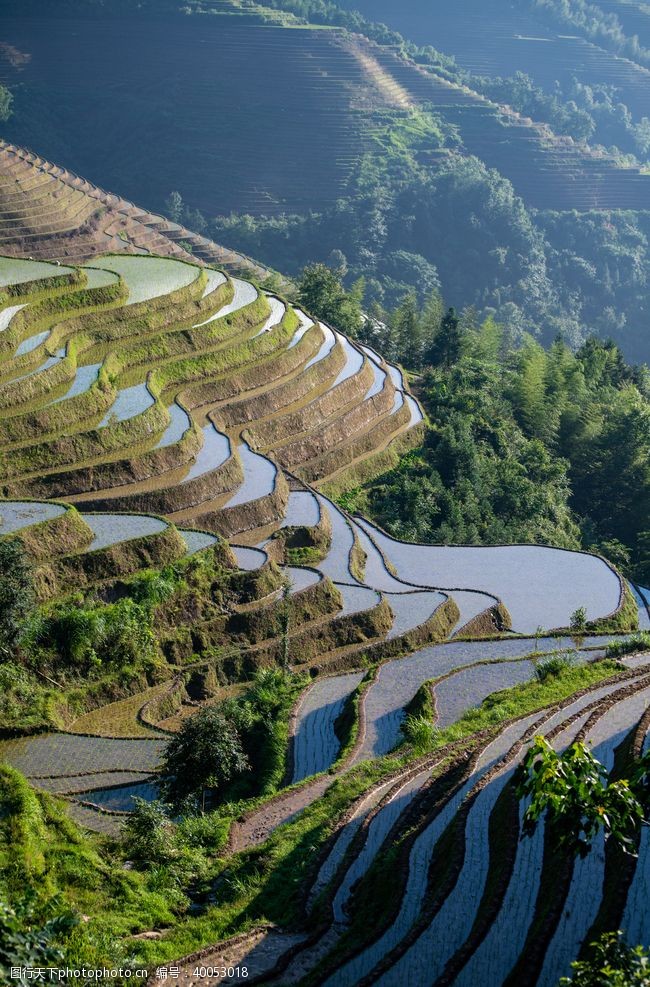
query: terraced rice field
355 517 622 633
0 499 66 531
0 252 645 980
343 0 650 123
356 636 620 761
303 673 650 987
292 672 365 782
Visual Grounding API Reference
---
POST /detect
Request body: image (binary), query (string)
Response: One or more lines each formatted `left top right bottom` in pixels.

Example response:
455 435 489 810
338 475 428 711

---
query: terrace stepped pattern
3 6 650 217
0 12 386 218
0 140 271 278
346 0 650 121
351 33 650 211
0 250 638 770
0 250 626 625
0 249 647 982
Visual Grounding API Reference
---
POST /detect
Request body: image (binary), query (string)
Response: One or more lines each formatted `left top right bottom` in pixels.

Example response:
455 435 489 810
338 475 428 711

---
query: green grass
0 766 184 970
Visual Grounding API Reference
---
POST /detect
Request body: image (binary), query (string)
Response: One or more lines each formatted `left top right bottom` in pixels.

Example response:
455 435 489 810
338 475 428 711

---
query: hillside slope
2 0 649 215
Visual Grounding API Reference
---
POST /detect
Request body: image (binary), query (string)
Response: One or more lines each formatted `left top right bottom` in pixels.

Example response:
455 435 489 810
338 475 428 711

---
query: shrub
534 650 579 682
0 538 35 658
560 931 650 986
570 606 588 633
401 713 440 753
606 633 650 659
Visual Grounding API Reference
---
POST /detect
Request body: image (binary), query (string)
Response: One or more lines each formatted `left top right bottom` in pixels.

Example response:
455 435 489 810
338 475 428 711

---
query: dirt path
227 775 334 852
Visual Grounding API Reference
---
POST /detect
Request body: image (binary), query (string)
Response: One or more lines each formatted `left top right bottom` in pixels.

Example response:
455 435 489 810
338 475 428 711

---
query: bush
401 713 439 753
560 930 650 986
0 538 35 658
534 650 579 682
606 633 650 660
28 598 160 677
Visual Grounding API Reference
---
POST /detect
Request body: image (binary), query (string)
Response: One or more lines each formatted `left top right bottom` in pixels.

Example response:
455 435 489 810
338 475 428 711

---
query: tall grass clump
534 649 579 682
605 633 650 659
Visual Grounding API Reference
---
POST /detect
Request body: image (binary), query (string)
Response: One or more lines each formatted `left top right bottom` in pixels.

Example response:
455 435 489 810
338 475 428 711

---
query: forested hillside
2 0 650 360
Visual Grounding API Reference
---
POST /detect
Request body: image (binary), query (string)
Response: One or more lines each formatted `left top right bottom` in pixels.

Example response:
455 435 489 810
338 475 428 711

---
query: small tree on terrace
515 736 649 858
160 706 249 812
297 262 364 338
0 538 34 659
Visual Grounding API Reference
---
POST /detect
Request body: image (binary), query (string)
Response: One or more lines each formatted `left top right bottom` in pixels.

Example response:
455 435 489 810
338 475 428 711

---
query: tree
0 539 34 659
516 736 647 858
570 606 588 633
297 263 363 337
391 292 423 370
425 307 462 368
0 85 12 123
164 190 183 224
560 931 650 986
160 706 249 811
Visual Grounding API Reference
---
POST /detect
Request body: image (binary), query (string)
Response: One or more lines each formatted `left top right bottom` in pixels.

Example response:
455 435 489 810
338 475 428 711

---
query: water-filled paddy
328 715 543 987
15 329 50 356
181 422 230 482
406 392 424 424
252 295 284 336
358 634 624 760
0 302 27 332
80 779 161 812
95 255 198 305
99 382 154 426
0 732 164 777
155 402 191 449
82 266 120 289
433 659 537 728
231 545 267 571
201 268 227 298
9 347 65 383
179 529 218 555
335 581 381 616
355 517 622 634
225 441 276 506
305 324 336 368
0 500 66 532
287 309 314 348
364 350 387 399
286 566 321 593
281 490 321 529
384 590 445 639
49 362 101 404
332 333 364 387
81 513 168 552
316 498 355 583
292 671 364 782
0 257 74 287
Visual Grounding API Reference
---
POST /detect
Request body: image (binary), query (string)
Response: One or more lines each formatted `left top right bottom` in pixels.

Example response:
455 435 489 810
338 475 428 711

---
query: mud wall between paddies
34 522 187 599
